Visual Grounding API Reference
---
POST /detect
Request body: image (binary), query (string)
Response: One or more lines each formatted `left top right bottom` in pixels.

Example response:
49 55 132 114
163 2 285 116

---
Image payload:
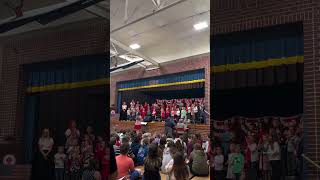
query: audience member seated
161 141 176 174
165 152 190 180
176 119 187 135
189 143 209 177
143 143 162 180
82 159 102 180
135 138 149 166
116 143 139 179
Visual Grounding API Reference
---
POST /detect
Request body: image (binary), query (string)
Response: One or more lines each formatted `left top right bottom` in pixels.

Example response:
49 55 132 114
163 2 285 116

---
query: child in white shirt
54 146 66 180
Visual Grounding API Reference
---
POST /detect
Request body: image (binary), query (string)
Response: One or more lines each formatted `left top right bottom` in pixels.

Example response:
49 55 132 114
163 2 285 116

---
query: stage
110 118 210 139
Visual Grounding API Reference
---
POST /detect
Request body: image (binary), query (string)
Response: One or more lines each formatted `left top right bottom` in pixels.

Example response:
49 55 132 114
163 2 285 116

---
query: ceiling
0 0 108 37
110 0 210 71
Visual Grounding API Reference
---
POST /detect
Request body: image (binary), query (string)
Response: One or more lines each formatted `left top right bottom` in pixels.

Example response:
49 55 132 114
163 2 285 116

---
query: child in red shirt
166 107 170 119
161 108 165 120
140 107 146 120
134 116 142 133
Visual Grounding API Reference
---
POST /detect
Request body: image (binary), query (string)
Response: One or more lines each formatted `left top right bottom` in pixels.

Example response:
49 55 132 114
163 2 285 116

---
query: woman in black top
143 143 162 180
32 128 54 180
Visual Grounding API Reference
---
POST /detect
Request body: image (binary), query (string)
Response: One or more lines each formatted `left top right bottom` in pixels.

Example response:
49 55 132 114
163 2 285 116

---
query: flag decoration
212 114 302 136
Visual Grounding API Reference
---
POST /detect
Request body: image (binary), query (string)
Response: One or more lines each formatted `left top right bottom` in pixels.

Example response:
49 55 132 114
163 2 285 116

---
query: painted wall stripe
118 79 206 92
211 56 303 73
27 78 109 93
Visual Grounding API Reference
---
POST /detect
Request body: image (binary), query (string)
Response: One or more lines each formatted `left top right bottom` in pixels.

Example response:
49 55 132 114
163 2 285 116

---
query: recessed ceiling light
193 22 208 30
129 43 141 49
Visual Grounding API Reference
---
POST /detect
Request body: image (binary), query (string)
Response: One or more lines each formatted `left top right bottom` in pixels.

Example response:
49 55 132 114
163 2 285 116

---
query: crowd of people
32 120 108 180
210 115 304 180
119 98 207 124
111 127 211 180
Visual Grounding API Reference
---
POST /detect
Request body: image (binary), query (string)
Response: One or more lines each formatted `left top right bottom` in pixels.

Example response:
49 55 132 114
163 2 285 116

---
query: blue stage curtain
24 95 38 163
118 69 205 89
211 23 303 89
212 23 303 66
26 55 106 88
117 91 122 112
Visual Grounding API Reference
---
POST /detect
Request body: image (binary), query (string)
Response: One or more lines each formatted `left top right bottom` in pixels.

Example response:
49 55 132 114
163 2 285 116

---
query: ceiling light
119 54 143 62
146 66 159 71
129 43 141 49
193 22 208 30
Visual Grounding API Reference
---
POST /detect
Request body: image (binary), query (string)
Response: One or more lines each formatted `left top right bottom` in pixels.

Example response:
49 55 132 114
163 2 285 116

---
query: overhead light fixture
119 54 143 62
193 22 208 30
129 43 141 49
146 66 159 71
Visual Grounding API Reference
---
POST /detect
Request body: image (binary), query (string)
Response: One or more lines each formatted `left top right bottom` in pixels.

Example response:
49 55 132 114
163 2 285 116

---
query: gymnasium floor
136 166 210 180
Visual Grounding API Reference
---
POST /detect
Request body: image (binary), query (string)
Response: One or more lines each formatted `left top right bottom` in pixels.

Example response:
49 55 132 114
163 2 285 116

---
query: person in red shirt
161 107 165 121
144 102 148 111
116 143 140 179
134 116 142 133
152 107 157 120
166 106 170 119
140 107 146 120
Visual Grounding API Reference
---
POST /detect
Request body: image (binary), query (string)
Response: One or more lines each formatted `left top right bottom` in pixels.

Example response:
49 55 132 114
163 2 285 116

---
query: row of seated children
111 128 211 180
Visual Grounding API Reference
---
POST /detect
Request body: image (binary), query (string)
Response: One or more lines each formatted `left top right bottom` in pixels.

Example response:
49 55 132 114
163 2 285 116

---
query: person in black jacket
165 117 176 137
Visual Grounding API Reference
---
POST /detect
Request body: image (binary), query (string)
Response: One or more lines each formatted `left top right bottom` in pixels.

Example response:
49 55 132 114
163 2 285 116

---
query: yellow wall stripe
27 78 109 93
211 55 303 73
118 79 206 92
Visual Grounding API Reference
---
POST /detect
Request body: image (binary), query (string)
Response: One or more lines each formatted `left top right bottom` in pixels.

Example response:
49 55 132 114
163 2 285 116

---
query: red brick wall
212 0 320 177
110 54 210 116
0 18 107 162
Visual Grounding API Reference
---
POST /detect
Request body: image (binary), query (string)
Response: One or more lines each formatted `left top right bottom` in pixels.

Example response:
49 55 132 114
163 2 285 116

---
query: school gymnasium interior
0 0 107 179
110 0 210 179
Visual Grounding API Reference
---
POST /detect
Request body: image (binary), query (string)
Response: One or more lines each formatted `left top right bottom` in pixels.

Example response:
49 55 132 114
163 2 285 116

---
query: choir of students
210 116 304 180
119 98 206 123
32 120 108 180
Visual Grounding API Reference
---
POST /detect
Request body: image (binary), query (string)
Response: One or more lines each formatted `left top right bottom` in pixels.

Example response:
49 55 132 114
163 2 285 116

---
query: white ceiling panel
110 0 210 67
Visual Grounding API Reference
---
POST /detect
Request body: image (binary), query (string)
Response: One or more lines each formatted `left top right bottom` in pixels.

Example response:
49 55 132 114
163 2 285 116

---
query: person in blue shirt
136 138 149 166
130 135 141 165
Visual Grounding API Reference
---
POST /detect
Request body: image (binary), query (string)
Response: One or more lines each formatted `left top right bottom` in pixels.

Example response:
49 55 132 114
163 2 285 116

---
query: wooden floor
136 166 210 180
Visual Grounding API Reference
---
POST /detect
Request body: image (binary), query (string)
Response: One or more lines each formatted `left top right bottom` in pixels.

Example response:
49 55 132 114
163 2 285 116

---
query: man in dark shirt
165 117 176 137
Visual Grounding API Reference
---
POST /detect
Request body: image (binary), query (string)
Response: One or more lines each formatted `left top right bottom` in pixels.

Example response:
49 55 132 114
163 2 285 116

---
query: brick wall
212 0 320 177
110 54 210 115
0 18 107 162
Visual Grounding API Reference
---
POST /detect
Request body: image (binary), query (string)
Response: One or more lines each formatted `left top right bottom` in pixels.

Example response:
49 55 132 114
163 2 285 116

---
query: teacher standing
37 128 54 179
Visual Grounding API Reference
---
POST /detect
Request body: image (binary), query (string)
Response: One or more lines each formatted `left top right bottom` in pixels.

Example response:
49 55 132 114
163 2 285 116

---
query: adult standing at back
120 102 128 121
35 128 54 179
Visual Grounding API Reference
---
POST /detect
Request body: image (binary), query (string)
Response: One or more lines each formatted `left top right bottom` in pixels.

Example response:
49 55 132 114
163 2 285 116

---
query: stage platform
110 119 210 139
